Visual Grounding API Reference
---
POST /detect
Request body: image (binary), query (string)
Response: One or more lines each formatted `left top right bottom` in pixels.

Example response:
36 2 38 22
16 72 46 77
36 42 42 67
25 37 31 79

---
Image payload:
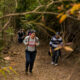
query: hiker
49 32 63 66
27 29 32 36
23 30 39 74
22 29 26 40
17 29 25 43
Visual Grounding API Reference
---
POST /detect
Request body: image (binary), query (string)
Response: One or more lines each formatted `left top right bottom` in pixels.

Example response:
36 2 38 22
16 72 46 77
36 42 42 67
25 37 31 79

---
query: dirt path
0 41 78 80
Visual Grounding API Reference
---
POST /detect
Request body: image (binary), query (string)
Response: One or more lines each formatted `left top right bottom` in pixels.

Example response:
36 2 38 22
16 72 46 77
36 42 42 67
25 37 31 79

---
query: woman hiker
23 30 39 74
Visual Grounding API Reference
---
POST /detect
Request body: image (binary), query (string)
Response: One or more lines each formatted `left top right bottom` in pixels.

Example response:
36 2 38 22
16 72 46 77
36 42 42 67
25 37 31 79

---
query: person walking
49 32 63 66
17 29 24 43
22 29 26 40
27 29 32 36
23 30 39 74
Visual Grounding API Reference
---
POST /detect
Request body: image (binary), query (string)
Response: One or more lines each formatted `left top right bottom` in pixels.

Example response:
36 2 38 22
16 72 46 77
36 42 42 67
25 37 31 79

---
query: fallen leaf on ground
4 57 11 61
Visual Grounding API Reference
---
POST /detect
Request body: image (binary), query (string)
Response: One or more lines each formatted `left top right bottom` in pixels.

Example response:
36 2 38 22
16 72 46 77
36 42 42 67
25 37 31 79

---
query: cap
30 30 36 34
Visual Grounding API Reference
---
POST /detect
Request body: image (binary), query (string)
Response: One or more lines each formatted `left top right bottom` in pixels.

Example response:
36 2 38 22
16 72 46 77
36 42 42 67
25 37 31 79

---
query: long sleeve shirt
23 36 39 52
49 36 63 48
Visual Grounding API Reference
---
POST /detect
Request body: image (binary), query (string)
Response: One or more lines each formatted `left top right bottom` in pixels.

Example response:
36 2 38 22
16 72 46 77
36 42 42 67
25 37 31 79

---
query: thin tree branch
33 5 44 12
0 0 79 21
46 0 76 8
25 21 56 34
0 11 80 21
0 17 12 32
37 0 41 5
46 0 54 8
0 11 58 19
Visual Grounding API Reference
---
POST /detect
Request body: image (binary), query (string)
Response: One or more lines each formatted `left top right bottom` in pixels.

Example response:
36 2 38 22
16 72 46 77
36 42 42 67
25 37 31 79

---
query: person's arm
59 37 63 46
56 37 63 50
23 36 29 45
50 47 52 53
49 38 53 53
35 37 40 46
49 37 53 47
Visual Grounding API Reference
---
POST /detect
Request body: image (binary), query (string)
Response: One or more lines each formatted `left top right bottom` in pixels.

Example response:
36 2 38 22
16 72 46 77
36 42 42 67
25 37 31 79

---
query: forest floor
0 40 80 80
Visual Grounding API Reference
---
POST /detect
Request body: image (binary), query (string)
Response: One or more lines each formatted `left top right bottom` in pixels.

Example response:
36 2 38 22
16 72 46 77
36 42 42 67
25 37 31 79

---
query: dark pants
52 49 61 64
25 50 37 72
18 38 23 43
18 37 24 43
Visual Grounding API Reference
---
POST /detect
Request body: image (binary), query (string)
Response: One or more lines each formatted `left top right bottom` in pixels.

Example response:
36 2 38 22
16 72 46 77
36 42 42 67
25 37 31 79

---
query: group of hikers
17 29 63 74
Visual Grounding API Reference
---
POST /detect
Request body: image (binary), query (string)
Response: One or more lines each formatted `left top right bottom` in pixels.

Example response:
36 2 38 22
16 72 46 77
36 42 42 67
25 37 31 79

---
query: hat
30 30 36 34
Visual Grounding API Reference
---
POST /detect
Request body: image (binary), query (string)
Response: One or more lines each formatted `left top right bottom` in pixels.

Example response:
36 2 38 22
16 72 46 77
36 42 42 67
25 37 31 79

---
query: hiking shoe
51 62 55 64
54 63 58 66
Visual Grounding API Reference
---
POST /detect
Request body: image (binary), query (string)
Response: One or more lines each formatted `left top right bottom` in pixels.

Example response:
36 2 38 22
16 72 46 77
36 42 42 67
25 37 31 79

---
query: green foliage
0 0 5 10
0 11 3 16
16 0 27 12
0 0 15 13
39 0 50 5
0 66 18 79
5 27 14 36
0 39 4 52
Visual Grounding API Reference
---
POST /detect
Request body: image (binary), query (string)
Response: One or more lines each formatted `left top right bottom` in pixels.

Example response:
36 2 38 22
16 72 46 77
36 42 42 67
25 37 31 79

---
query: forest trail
0 41 80 80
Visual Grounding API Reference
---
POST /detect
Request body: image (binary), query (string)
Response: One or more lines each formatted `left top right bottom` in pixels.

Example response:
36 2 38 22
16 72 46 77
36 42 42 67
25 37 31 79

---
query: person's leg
55 50 60 64
21 37 24 43
52 53 55 63
19 38 22 43
18 38 20 43
29 52 36 73
21 39 23 43
51 48 55 64
25 50 30 72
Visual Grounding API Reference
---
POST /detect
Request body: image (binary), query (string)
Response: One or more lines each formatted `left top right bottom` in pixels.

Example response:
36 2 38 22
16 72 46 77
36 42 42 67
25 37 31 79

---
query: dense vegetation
0 0 80 78
0 0 80 51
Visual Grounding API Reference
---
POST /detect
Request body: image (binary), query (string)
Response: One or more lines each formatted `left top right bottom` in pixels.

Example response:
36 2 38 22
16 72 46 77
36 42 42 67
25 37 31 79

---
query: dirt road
0 41 79 80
